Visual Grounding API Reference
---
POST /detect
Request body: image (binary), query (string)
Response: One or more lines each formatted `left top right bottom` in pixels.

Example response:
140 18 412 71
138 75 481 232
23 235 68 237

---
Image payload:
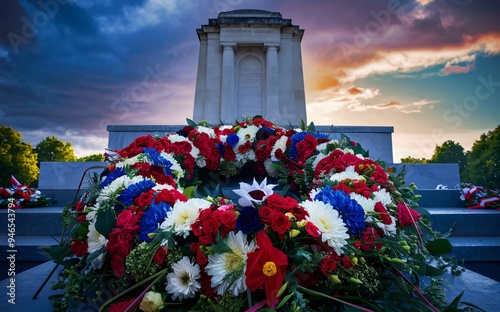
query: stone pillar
220 42 237 122
264 43 280 121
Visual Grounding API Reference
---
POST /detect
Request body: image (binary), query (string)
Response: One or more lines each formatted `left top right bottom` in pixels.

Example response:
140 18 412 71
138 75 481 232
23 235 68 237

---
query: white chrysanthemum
166 256 201 301
152 184 175 191
236 125 259 144
205 232 256 296
159 151 184 181
235 150 256 164
342 148 355 154
316 140 340 153
329 166 364 183
197 126 216 138
271 136 288 161
355 154 365 160
350 193 376 213
373 189 394 207
96 175 140 204
87 221 108 269
301 200 349 255
367 215 397 236
293 128 303 133
160 198 212 238
115 154 144 168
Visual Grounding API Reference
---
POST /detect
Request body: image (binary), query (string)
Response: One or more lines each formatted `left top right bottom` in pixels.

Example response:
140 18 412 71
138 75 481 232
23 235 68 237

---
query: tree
400 156 428 164
34 136 77 164
78 153 105 162
462 126 500 189
429 140 467 173
0 125 39 186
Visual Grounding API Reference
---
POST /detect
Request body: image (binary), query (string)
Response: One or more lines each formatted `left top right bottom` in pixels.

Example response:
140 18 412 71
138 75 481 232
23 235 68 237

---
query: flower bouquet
0 175 50 208
47 117 476 312
460 183 500 209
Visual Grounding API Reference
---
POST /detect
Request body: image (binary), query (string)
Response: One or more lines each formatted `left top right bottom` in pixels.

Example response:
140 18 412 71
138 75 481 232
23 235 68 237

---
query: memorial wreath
46 116 477 312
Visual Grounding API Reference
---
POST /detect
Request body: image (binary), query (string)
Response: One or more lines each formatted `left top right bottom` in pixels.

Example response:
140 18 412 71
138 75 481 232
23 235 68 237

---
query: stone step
414 189 463 207
0 207 65 237
448 236 500 262
426 207 500 236
0 236 55 262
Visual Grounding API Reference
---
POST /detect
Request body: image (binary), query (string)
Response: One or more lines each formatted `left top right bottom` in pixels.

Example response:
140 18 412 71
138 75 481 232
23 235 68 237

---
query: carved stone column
264 43 280 121
220 42 237 122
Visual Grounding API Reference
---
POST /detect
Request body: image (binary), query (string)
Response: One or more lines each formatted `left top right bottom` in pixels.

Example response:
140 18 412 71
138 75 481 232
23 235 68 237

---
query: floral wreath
47 116 470 312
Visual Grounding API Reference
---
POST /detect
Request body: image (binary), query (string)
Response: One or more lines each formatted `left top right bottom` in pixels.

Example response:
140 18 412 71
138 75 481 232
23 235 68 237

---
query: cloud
439 63 475 75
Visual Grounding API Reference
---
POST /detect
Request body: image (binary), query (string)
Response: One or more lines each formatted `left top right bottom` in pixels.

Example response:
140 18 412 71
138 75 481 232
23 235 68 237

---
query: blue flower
236 206 264 234
226 133 239 147
100 167 125 188
139 200 171 242
314 186 366 235
119 179 156 206
288 132 328 160
143 148 173 176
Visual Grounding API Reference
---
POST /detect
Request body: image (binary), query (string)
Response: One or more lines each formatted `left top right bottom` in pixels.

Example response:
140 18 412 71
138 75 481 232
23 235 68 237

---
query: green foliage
34 136 77 164
429 140 467 172
400 156 428 164
462 125 500 189
77 153 105 162
0 125 39 186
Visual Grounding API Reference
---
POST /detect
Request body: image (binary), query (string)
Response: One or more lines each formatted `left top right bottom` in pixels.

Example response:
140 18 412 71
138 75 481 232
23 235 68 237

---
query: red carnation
397 203 422 227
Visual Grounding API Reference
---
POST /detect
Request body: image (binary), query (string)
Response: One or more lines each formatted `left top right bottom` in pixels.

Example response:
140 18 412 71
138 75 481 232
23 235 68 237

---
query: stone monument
193 10 307 125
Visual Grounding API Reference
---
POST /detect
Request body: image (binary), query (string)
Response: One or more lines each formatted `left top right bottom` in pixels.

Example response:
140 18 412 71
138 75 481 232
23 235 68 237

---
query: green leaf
186 118 198 127
95 208 116 238
47 245 69 261
183 185 197 198
426 238 453 256
307 121 316 132
425 264 445 276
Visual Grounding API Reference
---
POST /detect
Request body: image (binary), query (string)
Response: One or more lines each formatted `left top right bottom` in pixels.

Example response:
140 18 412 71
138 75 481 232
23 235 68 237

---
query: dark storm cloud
0 0 201 142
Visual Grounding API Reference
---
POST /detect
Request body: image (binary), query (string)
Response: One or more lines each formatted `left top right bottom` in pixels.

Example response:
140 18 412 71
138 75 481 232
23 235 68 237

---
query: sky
1 0 499 162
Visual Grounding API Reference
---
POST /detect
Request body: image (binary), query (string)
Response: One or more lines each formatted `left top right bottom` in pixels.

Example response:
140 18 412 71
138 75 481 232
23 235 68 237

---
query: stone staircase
417 189 500 281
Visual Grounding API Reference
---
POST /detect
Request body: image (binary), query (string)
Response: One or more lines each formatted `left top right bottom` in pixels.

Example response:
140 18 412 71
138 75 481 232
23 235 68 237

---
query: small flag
11 175 21 186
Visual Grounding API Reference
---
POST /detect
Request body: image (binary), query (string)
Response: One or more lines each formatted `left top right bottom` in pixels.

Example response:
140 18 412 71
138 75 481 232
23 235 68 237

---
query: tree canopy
78 153 105 162
34 136 77 164
0 125 39 186
429 140 467 172
462 126 500 189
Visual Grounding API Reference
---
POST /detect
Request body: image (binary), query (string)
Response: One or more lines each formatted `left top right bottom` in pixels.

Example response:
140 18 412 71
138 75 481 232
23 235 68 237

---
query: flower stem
296 286 374 312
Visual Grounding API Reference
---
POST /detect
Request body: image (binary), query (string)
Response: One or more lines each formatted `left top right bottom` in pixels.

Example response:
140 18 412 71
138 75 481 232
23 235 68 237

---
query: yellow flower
289 229 300 238
296 219 307 228
140 291 164 312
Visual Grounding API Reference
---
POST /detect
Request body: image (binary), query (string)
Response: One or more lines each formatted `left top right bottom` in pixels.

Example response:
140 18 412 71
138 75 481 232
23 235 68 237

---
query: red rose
258 205 275 223
199 234 213 245
155 189 188 206
265 194 299 212
196 250 208 266
218 211 236 229
153 247 167 265
305 221 321 237
134 189 154 209
197 207 212 221
271 213 291 235
191 221 203 236
109 298 135 312
70 238 88 257
133 134 155 148
374 202 392 225
397 203 422 227
320 254 338 275
116 210 139 228
202 218 220 235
